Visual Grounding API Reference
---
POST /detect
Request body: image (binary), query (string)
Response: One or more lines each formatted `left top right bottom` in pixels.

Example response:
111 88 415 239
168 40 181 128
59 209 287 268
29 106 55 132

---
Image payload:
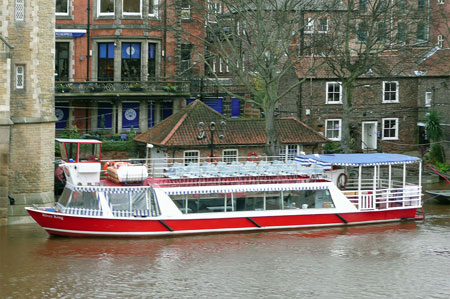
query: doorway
362 121 377 151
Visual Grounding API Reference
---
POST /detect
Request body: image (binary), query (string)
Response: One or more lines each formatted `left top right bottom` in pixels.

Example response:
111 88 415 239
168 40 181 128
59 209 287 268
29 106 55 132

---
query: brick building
1 0 56 224
134 100 328 167
292 49 450 154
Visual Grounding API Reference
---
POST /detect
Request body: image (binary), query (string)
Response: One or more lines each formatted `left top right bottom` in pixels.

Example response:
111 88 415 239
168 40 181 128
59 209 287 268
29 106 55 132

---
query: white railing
109 155 331 180
342 185 421 211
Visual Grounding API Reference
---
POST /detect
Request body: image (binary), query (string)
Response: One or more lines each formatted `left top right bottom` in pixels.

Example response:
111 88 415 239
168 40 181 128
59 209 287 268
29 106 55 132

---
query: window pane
15 0 25 21
98 42 114 81
100 0 114 13
56 42 69 81
56 0 68 13
123 0 140 13
121 43 141 81
148 43 156 78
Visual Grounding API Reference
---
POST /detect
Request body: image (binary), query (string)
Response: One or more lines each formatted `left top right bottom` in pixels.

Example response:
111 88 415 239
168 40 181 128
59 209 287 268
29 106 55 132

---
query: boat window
172 193 232 213
171 189 335 213
59 142 68 161
283 189 334 209
67 191 99 210
108 189 159 216
78 143 101 162
57 187 73 207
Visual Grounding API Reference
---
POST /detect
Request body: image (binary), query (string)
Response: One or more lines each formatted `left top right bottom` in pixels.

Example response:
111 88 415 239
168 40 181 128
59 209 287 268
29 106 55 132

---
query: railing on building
54 80 191 94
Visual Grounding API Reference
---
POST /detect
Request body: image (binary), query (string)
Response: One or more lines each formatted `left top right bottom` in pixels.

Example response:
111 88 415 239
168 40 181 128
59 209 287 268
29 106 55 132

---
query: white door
362 121 377 151
150 148 168 176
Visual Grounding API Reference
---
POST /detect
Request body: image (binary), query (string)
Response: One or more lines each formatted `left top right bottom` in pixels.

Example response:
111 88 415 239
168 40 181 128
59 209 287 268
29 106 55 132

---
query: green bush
323 142 342 154
429 143 445 164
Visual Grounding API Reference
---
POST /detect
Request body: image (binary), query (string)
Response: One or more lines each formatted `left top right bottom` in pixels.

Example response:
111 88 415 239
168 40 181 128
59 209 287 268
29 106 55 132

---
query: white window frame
425 91 432 107
382 81 399 103
219 58 223 73
222 149 238 164
382 118 399 140
184 150 200 165
325 119 342 141
15 65 24 89
208 0 222 23
304 18 314 34
15 0 25 21
437 0 445 4
437 35 444 48
149 0 159 17
212 58 217 73
225 59 229 73
56 0 70 16
279 145 302 161
326 82 342 104
318 17 328 33
97 0 115 17
180 0 191 20
122 0 142 17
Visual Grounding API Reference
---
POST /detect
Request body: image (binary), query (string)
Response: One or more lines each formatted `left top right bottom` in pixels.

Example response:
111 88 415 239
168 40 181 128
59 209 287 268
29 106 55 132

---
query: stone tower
0 0 56 224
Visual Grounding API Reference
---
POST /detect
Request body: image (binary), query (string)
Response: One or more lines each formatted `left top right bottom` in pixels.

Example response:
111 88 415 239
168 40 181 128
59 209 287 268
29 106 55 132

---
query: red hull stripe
27 208 418 237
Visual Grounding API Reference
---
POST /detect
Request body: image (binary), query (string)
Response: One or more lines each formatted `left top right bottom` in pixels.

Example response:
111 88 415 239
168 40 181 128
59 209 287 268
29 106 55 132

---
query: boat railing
342 185 421 210
345 178 406 190
109 155 332 183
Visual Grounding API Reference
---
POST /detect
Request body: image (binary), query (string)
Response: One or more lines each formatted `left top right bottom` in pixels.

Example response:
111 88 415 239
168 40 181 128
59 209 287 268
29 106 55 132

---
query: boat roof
56 138 102 144
295 153 421 166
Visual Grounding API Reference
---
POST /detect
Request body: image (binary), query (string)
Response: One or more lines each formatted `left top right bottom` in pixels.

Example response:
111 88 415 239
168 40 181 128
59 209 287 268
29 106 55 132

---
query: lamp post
197 121 226 157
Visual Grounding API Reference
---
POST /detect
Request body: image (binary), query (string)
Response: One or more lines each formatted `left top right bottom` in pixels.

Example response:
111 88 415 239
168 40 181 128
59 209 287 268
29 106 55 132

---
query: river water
1 183 450 298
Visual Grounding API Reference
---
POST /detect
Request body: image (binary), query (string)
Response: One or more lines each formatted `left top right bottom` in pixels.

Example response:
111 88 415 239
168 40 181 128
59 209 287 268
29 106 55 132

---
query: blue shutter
107 43 114 58
132 43 141 58
204 98 223 114
149 43 155 59
97 102 113 129
122 102 140 129
122 43 130 58
231 98 240 117
162 101 173 120
99 43 107 58
55 102 69 130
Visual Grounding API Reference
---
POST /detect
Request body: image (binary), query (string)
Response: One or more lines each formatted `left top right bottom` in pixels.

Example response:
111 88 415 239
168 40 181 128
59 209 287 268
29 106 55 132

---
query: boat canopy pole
419 162 422 189
358 165 362 208
403 163 406 189
388 164 392 190
373 166 377 204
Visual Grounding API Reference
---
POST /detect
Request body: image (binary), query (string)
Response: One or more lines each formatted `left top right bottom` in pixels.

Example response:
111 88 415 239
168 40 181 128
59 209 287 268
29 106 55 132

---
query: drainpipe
163 0 167 77
86 0 91 81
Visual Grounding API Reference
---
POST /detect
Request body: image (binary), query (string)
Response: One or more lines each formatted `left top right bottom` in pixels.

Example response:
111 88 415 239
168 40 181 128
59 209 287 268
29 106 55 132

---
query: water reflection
1 182 450 298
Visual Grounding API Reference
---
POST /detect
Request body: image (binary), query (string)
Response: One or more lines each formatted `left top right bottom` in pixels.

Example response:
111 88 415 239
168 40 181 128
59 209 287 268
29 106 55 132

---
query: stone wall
1 0 56 225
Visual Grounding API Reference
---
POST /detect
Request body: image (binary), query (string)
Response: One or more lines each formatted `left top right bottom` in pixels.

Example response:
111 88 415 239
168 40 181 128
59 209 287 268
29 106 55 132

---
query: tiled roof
294 48 450 79
134 100 328 147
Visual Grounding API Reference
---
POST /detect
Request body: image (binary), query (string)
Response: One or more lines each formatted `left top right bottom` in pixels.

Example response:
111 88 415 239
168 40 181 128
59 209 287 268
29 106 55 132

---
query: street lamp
197 120 226 157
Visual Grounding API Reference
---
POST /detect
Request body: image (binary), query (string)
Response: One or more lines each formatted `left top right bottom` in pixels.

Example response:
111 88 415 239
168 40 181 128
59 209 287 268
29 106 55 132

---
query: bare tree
176 0 332 157
314 0 435 152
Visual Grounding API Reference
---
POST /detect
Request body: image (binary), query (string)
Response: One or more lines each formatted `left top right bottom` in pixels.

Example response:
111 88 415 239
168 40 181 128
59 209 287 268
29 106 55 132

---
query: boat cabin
57 138 102 163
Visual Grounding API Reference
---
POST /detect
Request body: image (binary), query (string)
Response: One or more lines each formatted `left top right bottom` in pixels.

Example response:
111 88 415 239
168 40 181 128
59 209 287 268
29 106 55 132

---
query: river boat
425 190 450 204
26 139 424 237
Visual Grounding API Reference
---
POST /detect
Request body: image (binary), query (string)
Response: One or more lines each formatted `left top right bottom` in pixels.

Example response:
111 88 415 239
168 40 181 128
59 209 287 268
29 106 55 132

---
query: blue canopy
295 153 421 166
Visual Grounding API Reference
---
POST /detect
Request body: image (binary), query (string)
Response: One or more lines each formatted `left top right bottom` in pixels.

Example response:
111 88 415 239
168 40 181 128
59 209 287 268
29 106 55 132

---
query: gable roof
294 49 450 79
134 100 328 147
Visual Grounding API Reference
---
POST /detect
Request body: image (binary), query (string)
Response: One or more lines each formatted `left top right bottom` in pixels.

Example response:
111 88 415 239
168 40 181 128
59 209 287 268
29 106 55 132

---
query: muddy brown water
1 182 450 298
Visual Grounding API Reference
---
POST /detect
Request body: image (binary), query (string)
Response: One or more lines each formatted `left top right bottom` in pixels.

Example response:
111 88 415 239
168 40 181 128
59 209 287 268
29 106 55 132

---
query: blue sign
55 102 69 130
55 31 86 37
122 102 139 129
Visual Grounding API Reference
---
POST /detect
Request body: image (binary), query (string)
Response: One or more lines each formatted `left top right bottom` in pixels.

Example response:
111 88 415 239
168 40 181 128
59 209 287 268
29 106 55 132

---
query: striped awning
295 153 421 167
73 186 152 193
165 184 328 195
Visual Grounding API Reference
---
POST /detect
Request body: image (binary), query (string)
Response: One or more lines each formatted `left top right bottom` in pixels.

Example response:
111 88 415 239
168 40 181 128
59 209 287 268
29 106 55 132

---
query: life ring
103 161 116 176
247 152 259 162
337 173 348 189
206 154 218 163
